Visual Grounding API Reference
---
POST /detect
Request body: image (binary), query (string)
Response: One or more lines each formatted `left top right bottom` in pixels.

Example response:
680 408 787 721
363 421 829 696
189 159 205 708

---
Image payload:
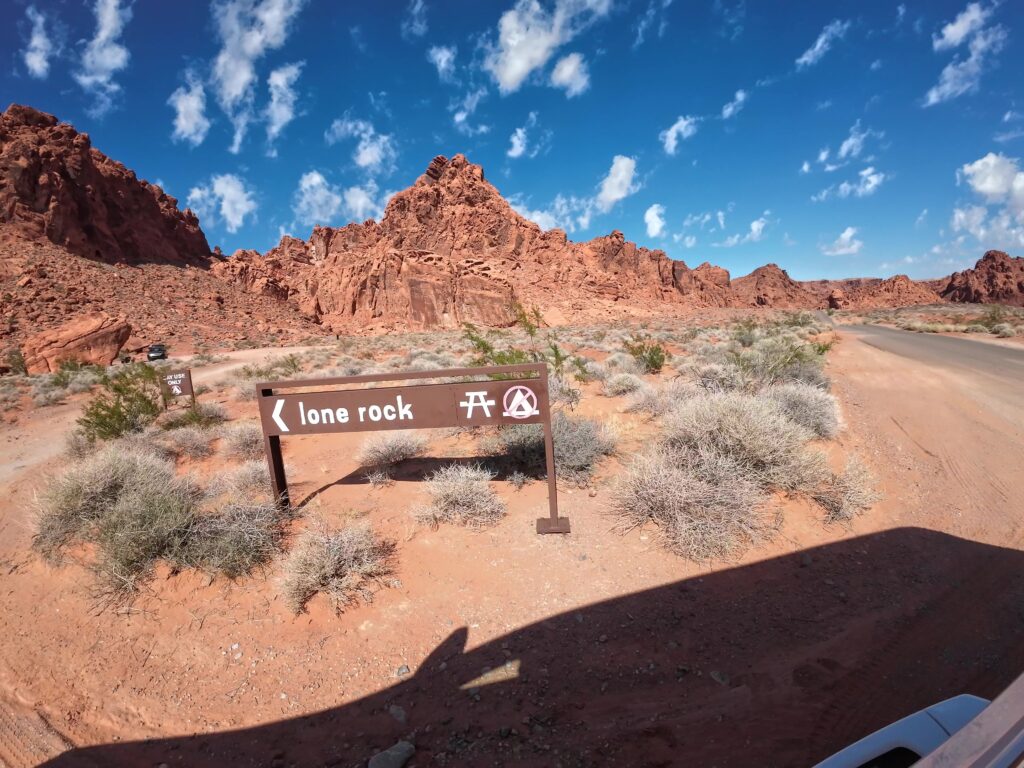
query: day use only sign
255 363 569 533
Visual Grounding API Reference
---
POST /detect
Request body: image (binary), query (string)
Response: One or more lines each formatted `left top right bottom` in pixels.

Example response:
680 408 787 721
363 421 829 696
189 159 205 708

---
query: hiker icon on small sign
161 369 195 406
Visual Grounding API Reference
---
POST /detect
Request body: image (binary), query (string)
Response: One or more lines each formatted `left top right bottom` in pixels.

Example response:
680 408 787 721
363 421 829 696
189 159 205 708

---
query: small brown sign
256 363 568 534
161 369 194 399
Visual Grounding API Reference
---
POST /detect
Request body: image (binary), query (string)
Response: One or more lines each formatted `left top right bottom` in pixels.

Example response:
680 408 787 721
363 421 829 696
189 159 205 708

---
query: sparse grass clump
220 422 264 460
416 463 507 528
165 426 215 459
610 447 774 561
992 323 1017 338
623 334 670 374
662 392 828 492
356 430 427 468
33 445 286 602
483 412 615 481
602 372 645 396
160 402 227 430
813 458 880 524
764 382 839 438
281 522 395 614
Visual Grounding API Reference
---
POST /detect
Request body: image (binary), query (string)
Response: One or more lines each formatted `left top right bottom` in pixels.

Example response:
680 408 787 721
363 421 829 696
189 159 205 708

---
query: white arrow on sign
272 399 289 432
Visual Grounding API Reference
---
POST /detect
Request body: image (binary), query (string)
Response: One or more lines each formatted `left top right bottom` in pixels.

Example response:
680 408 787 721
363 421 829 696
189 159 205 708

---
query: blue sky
2 0 1023 279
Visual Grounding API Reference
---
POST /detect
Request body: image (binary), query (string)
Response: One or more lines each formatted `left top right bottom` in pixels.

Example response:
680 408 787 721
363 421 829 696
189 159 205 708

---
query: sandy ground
1 329 1023 767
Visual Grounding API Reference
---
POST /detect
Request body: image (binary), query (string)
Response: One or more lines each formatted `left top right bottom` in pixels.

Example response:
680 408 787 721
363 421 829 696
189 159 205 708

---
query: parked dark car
146 343 168 361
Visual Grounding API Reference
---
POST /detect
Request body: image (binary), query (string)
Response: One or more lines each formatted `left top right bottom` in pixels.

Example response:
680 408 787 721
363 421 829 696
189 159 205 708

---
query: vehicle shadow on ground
43 527 1024 767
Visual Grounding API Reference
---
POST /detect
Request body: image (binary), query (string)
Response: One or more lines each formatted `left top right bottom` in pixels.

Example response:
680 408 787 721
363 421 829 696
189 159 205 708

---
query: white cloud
716 213 769 247
870 58 882 71
511 193 593 232
821 226 863 256
800 160 811 174
211 0 306 153
427 45 457 82
933 2 992 51
795 19 851 69
676 234 697 248
951 205 988 240
483 0 612 94
958 153 1024 225
721 89 748 119
325 115 397 174
74 0 133 116
915 208 929 227
401 0 428 38
837 120 881 160
659 115 699 155
596 155 639 212
450 88 490 136
187 174 257 233
815 166 888 200
817 147 830 164
292 170 342 225
265 61 303 151
924 20 1007 107
644 203 666 237
550 52 590 97
22 6 56 79
633 0 673 49
168 71 211 146
507 111 547 159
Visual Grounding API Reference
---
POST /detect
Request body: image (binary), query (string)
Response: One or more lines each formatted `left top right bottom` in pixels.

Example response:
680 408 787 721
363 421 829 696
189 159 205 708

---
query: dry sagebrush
281 522 394 613
415 463 507 528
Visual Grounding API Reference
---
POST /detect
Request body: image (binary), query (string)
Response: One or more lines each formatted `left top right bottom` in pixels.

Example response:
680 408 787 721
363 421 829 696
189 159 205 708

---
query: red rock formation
939 250 1024 306
827 289 849 310
0 104 210 266
842 275 942 309
21 312 131 373
214 155 734 331
731 264 820 308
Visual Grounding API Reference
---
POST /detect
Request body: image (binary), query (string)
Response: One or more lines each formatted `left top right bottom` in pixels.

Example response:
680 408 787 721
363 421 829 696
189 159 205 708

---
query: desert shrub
813 458 880 524
239 354 303 380
364 468 394 487
662 392 828 492
731 318 761 347
416 463 507 528
729 336 830 389
764 382 839 438
281 522 394 614
356 430 427 467
625 379 698 417
548 374 581 408
610 446 773 561
205 460 272 500
5 349 27 376
483 412 615 480
32 386 66 407
508 470 530 490
964 324 989 333
165 426 214 459
623 334 670 374
603 352 644 375
64 429 96 459
177 502 284 578
77 363 162 441
992 323 1016 338
220 422 264 460
685 362 745 393
33 447 179 563
602 372 645 396
160 402 227 430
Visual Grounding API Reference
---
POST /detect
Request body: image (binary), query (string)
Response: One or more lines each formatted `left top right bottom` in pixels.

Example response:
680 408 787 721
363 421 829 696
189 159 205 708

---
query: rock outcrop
0 104 210 266
939 250 1024 307
22 312 131 373
731 264 820 308
214 155 736 331
841 274 942 309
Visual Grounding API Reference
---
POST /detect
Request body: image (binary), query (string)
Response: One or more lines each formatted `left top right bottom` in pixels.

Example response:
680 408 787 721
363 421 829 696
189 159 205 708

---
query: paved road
844 324 1024 387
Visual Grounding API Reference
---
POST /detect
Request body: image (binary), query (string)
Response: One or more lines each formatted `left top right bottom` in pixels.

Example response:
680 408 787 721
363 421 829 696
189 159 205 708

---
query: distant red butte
3 102 1023 344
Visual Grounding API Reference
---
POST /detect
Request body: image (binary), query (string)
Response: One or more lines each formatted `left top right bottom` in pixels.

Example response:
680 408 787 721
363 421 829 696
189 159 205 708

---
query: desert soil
2 328 1024 767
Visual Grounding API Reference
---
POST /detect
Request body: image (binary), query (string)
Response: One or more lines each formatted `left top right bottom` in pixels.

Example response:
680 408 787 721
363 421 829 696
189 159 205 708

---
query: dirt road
4 331 1024 766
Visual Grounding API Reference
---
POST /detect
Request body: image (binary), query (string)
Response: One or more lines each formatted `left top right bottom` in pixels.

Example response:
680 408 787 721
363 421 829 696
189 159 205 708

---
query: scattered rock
388 704 407 724
21 312 131 373
395 664 410 677
368 740 415 768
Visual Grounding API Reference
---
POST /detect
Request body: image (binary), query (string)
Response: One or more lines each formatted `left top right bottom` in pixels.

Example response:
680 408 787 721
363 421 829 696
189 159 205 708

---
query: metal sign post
161 369 195 408
256 363 569 534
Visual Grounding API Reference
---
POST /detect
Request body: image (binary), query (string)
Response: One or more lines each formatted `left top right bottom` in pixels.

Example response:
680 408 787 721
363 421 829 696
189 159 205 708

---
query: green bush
160 402 227 430
5 349 27 376
77 364 162 442
623 334 670 374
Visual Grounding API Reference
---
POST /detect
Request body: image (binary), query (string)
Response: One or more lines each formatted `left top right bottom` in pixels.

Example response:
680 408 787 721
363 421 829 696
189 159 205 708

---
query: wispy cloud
796 19 851 69
168 70 211 146
74 0 133 116
821 226 863 255
659 115 699 155
22 6 57 79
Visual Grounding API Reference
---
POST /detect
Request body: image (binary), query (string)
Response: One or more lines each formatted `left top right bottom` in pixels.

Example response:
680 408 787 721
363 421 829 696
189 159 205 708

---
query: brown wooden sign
255 363 569 534
161 369 195 405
